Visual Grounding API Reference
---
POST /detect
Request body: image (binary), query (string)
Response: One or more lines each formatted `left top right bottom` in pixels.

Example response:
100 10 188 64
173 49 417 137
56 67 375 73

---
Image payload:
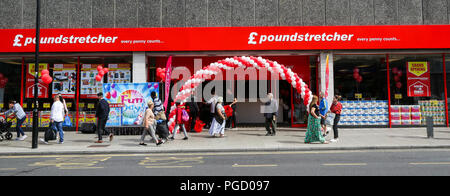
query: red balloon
156 68 162 73
41 69 49 76
99 70 105 76
97 66 103 71
394 75 400 82
103 68 109 73
0 73 3 79
353 68 359 73
95 75 102 82
397 70 402 77
396 82 402 89
106 92 111 99
392 67 399 74
42 75 52 84
356 76 363 83
4 78 7 83
353 72 359 79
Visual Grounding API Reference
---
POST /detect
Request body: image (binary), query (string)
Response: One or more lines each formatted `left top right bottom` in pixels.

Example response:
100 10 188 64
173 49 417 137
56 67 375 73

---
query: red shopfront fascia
1 25 450 53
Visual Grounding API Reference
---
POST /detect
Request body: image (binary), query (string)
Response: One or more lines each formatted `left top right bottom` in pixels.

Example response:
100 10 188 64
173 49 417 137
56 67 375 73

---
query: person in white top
50 95 65 144
205 88 218 128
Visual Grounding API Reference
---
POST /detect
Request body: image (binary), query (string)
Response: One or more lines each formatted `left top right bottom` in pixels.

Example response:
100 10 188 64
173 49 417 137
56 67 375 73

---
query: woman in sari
305 95 328 144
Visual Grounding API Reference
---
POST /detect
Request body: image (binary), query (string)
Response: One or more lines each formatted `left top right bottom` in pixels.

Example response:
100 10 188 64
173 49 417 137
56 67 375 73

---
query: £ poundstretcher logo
248 31 355 45
12 34 119 47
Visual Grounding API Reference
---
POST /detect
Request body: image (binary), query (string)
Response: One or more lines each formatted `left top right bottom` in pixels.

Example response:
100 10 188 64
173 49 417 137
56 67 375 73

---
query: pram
0 117 13 141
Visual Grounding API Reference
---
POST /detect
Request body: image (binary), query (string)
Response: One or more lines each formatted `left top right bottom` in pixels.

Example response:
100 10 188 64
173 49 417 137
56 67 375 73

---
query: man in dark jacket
95 92 110 143
187 93 199 132
263 93 278 136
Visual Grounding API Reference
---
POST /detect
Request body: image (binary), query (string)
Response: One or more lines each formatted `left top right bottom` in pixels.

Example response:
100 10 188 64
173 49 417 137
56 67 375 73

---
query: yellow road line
322 163 367 166
145 166 192 168
232 164 278 168
0 168 17 171
409 162 450 165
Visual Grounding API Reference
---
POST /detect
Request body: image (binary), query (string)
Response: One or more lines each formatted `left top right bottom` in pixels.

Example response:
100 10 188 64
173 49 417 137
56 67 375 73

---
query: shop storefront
0 25 450 130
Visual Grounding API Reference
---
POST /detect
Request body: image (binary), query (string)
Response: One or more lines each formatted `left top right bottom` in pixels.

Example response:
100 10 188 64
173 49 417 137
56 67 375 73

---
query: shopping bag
325 113 335 125
63 116 72 127
44 123 57 141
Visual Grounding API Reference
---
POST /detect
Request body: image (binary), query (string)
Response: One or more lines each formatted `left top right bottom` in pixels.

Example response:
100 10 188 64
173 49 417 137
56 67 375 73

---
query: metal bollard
426 116 434 138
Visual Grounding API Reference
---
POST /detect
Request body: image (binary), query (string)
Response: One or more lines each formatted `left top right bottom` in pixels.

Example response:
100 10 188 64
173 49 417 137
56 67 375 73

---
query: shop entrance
149 55 316 128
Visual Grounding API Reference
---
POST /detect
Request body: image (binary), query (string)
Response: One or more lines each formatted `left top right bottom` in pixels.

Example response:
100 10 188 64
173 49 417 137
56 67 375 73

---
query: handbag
63 116 72 127
214 103 226 125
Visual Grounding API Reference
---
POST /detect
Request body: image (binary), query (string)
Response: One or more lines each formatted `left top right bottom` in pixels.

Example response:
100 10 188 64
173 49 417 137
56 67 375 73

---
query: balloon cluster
166 56 313 133
0 73 9 88
392 67 403 89
40 69 53 84
95 65 109 82
353 68 363 83
156 68 166 82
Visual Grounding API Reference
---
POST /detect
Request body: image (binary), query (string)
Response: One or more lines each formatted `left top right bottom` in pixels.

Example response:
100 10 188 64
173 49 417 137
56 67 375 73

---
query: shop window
0 57 23 111
334 55 389 126
389 54 445 126
445 55 450 125
23 57 78 129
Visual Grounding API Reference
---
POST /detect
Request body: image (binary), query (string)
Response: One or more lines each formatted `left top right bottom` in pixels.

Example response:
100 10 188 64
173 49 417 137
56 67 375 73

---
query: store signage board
1 25 450 52
407 62 431 97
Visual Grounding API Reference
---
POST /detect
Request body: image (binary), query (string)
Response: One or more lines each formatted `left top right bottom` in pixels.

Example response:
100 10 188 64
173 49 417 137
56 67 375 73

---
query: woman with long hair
305 95 328 144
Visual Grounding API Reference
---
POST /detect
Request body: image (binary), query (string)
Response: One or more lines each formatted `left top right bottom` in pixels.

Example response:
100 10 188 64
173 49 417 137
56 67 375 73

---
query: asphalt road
1 149 450 176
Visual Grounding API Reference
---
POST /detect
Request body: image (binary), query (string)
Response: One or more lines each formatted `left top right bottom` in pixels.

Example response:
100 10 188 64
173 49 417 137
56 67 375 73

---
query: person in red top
330 95 342 142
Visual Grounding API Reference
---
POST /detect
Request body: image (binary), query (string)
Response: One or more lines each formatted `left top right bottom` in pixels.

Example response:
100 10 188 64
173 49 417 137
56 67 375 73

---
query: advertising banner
2 25 450 52
107 64 132 84
407 62 431 97
103 83 159 126
52 64 77 98
106 103 123 127
80 64 103 99
26 63 49 98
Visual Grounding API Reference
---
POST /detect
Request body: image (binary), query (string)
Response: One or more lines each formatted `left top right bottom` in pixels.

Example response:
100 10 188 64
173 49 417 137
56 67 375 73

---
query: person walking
151 91 166 121
319 92 328 136
330 95 342 143
139 100 163 146
187 92 199 132
169 103 189 140
50 95 65 144
95 92 111 143
226 98 238 129
1 100 27 141
205 88 218 129
305 95 328 144
263 93 278 136
209 97 227 137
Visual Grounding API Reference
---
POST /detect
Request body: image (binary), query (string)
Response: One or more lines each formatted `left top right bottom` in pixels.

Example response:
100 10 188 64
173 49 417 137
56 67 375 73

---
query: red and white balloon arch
167 56 313 133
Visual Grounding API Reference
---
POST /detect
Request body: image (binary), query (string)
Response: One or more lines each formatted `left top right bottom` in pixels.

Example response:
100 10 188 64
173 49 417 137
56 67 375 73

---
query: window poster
407 62 431 97
52 64 77 98
80 64 103 99
26 63 49 98
107 64 131 84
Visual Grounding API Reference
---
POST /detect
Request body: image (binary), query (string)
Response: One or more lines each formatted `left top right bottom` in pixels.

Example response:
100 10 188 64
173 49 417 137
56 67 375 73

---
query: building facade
1 0 450 129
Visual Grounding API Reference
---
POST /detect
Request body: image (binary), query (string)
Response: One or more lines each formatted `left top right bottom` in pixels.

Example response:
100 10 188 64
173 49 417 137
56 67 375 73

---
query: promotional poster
103 83 159 126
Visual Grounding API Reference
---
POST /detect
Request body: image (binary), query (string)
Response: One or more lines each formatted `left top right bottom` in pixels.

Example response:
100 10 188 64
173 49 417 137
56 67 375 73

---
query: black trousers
97 118 108 141
333 114 341 139
190 111 198 131
265 118 276 134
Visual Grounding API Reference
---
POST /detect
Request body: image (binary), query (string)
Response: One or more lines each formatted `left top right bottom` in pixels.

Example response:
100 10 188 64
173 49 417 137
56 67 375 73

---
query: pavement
0 126 450 155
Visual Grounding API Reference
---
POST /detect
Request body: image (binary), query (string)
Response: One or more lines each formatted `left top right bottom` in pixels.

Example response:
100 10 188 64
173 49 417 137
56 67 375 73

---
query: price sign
355 93 362 99
88 103 95 109
395 94 402 99
43 103 51 108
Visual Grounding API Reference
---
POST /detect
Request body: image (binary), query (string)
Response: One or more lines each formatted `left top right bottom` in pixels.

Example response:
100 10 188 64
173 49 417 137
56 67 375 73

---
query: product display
107 64 131 84
80 64 103 98
340 100 389 126
52 64 77 98
418 100 445 125
390 105 421 125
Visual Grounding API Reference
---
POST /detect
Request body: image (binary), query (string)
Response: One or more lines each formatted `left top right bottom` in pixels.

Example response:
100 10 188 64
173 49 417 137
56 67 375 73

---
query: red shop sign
1 25 450 52
407 62 431 97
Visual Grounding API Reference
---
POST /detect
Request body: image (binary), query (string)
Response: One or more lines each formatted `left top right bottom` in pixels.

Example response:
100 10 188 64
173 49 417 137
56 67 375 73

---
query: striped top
5 103 26 120
153 97 164 115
